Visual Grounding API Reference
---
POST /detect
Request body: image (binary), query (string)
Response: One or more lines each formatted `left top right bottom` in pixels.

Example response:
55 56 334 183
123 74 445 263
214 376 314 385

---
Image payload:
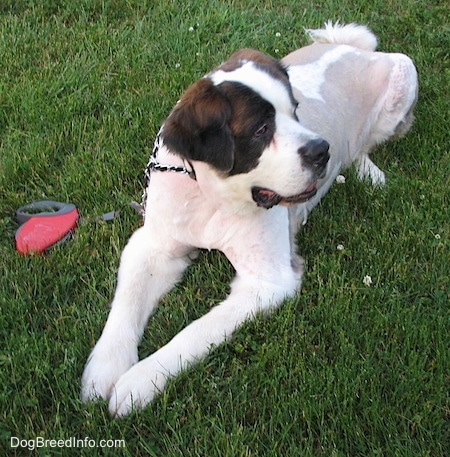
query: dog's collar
141 126 196 212
147 156 196 180
145 126 196 180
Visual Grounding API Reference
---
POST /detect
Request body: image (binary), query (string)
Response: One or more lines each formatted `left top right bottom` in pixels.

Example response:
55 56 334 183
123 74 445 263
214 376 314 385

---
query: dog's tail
306 20 378 51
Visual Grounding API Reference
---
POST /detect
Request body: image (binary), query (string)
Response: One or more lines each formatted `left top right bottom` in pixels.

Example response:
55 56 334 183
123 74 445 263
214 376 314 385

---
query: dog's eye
254 124 268 137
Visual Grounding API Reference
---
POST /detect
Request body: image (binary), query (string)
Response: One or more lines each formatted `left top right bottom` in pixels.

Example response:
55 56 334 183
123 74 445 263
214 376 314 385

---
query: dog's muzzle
251 138 330 209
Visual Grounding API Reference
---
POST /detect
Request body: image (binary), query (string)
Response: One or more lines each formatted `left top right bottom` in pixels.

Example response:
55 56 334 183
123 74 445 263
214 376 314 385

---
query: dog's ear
162 78 234 172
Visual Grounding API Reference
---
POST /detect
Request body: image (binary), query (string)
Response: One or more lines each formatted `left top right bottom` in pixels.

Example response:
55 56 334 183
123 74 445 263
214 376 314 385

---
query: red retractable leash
15 201 79 255
14 200 143 255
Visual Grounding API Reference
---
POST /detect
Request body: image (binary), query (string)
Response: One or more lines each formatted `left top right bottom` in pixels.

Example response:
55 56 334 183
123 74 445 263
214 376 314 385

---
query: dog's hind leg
81 226 190 403
356 53 417 187
356 154 386 186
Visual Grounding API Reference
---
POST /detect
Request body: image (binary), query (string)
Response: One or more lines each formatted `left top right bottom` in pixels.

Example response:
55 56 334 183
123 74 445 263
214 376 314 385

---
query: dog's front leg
109 261 302 417
81 226 190 403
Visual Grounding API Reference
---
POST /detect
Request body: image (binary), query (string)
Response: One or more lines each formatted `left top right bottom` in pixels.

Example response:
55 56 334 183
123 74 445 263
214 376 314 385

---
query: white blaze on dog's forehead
210 61 294 113
287 45 355 102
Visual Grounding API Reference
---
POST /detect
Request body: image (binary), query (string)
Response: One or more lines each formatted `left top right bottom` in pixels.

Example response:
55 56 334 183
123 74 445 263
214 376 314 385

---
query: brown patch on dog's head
163 78 235 172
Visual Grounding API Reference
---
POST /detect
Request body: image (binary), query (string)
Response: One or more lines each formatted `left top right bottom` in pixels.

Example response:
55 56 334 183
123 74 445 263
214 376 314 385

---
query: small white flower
175 62 181 68
274 49 279 54
434 233 441 240
337 244 344 251
275 32 281 37
336 175 346 184
363 275 373 286
188 26 195 32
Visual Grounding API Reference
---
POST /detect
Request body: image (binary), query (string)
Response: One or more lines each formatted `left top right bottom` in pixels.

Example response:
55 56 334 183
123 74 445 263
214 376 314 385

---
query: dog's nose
299 139 330 173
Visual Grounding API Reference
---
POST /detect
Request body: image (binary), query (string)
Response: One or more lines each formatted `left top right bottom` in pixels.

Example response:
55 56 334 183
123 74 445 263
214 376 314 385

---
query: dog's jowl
81 22 417 417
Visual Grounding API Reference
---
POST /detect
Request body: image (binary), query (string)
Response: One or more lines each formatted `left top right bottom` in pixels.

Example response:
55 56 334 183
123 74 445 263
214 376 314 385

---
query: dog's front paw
108 358 168 417
81 338 138 403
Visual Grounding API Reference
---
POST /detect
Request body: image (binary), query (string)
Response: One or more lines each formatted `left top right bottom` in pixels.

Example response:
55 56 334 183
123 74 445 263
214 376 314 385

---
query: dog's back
284 22 418 227
304 21 418 140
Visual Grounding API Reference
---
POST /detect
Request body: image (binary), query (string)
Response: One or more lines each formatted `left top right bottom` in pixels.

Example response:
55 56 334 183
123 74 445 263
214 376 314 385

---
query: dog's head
162 49 329 210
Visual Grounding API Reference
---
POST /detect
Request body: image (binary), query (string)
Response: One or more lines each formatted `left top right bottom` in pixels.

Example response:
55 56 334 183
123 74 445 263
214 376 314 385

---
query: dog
81 22 418 417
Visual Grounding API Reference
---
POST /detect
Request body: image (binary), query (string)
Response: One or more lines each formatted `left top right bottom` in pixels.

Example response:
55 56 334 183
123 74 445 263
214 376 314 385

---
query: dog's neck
141 129 197 211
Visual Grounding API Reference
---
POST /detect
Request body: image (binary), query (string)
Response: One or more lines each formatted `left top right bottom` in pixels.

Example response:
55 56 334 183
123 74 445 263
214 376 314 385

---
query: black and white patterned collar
141 126 196 210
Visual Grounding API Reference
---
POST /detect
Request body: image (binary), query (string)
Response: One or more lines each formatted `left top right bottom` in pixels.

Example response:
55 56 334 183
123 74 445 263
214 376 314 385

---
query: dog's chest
144 175 236 249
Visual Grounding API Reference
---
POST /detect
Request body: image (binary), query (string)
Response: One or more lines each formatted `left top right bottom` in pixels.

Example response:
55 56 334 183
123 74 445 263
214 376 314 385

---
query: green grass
1 0 448 455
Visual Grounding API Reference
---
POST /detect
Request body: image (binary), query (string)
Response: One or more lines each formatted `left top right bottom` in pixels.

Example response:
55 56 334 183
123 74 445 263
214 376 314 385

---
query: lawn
0 0 448 455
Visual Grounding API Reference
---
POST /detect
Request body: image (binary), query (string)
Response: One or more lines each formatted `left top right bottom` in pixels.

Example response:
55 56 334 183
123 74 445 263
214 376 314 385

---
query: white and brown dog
81 22 417 417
